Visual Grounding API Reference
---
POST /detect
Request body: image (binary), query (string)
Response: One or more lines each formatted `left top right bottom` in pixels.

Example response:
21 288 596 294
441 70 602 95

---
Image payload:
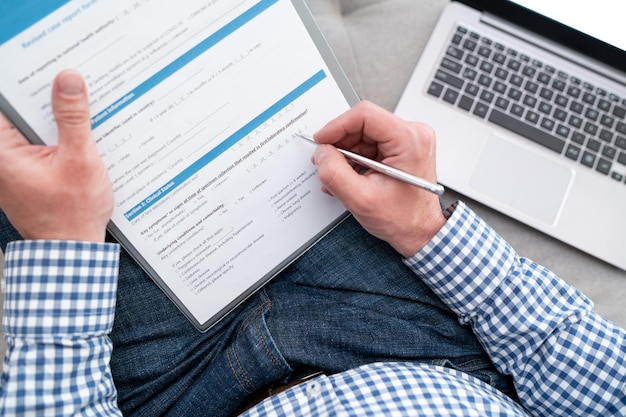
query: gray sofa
1 0 625 366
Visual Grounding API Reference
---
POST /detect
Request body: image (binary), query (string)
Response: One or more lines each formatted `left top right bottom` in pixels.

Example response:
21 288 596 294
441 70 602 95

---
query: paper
0 0 356 330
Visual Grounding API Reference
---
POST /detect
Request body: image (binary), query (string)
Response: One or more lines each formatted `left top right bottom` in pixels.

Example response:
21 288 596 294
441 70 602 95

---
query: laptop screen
510 0 626 52
458 0 625 71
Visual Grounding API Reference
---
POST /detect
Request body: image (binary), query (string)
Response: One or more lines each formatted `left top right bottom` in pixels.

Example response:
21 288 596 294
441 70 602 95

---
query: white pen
296 133 444 196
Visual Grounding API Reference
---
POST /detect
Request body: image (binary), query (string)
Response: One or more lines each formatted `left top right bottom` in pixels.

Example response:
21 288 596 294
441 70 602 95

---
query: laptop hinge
480 12 626 86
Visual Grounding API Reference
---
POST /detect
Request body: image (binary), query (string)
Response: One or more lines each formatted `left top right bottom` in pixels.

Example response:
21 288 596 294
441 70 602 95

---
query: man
0 70 624 416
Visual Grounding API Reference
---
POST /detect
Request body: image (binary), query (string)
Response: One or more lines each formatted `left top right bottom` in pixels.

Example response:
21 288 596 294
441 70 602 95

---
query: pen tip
296 133 317 144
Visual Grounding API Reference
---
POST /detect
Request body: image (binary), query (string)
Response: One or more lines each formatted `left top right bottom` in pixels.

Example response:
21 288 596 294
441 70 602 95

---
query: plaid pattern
1 240 121 416
245 202 625 416
406 201 626 416
2 202 625 416
242 362 528 416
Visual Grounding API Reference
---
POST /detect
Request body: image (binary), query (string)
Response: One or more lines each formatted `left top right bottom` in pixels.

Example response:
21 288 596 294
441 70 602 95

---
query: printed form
0 0 353 329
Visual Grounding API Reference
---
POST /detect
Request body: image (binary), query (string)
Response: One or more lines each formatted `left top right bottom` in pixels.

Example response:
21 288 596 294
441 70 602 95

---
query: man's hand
0 70 113 242
311 101 446 257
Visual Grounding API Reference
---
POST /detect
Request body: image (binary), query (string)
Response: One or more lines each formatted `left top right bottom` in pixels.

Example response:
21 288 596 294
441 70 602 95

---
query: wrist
394 209 448 258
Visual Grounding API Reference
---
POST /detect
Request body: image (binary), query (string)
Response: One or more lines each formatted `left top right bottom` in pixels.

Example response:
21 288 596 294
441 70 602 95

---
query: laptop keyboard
428 25 626 184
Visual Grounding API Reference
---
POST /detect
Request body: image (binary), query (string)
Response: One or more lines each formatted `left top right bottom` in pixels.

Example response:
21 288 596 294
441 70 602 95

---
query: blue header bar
124 70 327 221
0 1 72 45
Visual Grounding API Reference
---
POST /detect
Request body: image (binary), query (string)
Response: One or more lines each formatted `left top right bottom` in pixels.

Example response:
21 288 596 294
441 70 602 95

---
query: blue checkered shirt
242 202 626 417
0 240 121 416
1 202 625 416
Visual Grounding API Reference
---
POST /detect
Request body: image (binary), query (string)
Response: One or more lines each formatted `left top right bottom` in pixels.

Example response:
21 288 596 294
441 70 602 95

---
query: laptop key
567 85 581 99
479 90 495 103
463 38 477 51
463 68 478 81
473 102 489 118
581 151 596 168
584 122 598 136
524 80 538 93
537 72 551 84
443 88 460 104
465 83 480 96
441 57 462 74
556 124 570 138
538 101 552 114
599 129 614 143
427 81 444 98
565 144 581 160
585 108 599 121
525 111 540 124
493 52 506 64
465 54 479 66
495 97 510 110
602 145 617 159
572 132 586 145
435 70 464 89
493 81 507 94
598 99 612 112
553 108 567 121
596 159 612 175
478 46 492 58
587 138 601 152
489 109 565 153
511 104 525 117
458 95 474 111
446 46 464 60
540 117 555 131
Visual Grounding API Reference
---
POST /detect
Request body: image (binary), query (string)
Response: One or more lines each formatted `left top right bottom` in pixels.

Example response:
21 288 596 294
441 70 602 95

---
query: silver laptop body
395 0 626 270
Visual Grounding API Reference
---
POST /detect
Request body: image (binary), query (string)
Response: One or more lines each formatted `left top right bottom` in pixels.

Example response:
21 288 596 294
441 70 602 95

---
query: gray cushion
307 0 447 110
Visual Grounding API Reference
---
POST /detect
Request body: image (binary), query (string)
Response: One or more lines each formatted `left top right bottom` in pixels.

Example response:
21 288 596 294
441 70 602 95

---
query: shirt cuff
403 201 516 318
3 240 120 337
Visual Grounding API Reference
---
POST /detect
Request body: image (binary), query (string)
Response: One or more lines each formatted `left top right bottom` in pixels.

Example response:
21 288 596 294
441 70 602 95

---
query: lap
0 211 514 416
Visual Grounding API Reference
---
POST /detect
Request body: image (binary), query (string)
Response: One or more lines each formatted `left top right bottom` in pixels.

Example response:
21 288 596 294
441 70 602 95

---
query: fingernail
58 71 84 96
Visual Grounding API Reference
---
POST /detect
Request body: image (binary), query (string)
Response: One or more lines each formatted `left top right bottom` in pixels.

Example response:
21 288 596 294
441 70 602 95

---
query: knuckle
54 107 90 127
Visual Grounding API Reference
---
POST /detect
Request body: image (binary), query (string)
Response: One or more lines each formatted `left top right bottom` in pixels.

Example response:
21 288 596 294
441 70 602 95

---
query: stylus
296 133 445 196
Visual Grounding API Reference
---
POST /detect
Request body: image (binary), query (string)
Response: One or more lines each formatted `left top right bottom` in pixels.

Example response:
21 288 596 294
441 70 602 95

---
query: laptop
395 0 626 270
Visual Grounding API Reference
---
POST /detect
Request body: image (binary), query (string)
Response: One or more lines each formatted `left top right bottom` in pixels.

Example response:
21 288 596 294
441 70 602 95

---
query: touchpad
469 135 574 226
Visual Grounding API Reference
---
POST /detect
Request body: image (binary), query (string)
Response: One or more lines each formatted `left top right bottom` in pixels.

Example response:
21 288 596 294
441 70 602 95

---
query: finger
0 111 12 130
313 144 375 208
315 101 400 148
51 70 93 155
0 111 31 151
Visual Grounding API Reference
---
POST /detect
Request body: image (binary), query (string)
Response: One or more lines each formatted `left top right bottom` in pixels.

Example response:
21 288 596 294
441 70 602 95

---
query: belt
237 369 325 414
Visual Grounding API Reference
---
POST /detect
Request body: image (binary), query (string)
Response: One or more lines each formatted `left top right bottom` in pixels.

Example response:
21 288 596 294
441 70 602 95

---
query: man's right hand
0 70 113 242
311 101 447 258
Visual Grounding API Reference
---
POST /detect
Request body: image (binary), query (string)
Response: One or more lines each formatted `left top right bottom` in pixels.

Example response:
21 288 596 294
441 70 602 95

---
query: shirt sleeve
404 201 626 416
0 240 122 417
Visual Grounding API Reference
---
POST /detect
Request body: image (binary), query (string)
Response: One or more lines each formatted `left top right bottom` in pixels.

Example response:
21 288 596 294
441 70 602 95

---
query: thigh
0 211 289 417
107 243 293 417
263 215 515 395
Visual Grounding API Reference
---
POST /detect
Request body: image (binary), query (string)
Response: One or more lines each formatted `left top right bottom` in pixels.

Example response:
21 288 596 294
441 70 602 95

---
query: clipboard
0 0 359 331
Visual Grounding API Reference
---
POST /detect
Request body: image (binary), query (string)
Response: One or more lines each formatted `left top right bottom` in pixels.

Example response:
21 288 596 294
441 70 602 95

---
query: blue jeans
0 212 515 416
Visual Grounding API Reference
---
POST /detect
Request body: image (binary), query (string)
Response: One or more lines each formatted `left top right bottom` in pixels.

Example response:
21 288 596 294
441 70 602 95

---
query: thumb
51 70 93 152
